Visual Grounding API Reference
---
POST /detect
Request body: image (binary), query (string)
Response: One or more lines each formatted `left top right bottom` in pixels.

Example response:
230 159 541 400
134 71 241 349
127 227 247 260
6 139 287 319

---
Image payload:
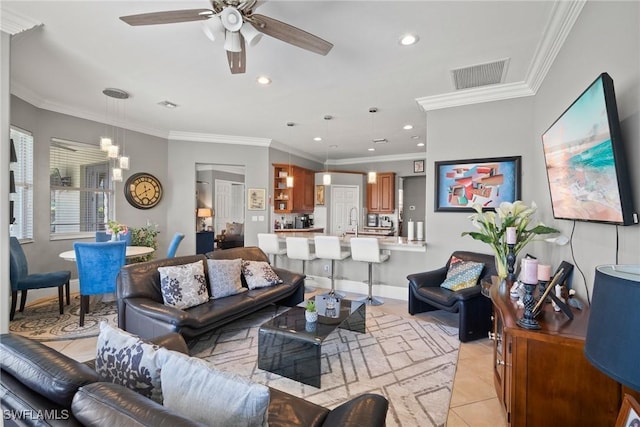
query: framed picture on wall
315 185 325 205
248 188 266 210
413 160 424 173
434 156 522 212
615 394 640 427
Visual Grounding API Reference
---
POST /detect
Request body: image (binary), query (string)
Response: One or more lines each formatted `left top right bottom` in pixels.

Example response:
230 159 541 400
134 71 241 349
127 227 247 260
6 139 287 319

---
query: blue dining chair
9 237 71 321
73 241 127 326
167 232 185 258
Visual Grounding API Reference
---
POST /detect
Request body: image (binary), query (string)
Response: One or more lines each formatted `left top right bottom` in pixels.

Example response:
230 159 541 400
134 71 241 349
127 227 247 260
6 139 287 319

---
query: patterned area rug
190 305 460 427
9 295 118 341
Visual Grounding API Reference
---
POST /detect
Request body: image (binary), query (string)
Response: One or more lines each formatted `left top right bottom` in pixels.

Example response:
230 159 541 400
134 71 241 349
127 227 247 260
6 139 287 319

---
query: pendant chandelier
367 107 378 184
286 122 294 188
100 88 131 182
323 115 332 185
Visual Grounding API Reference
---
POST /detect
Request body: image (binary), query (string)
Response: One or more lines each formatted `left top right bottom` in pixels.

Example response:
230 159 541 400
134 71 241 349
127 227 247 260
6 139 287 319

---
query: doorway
330 185 359 235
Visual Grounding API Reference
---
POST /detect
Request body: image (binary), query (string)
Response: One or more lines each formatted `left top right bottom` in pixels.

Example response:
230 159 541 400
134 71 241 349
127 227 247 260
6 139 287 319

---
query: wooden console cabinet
490 279 623 426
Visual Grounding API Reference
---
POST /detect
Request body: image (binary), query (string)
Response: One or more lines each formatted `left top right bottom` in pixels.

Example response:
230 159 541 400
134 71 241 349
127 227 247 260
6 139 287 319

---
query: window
10 127 34 240
50 138 113 238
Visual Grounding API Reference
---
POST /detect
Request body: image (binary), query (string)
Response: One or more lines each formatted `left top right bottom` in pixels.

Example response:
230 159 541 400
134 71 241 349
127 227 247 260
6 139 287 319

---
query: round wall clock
124 172 163 209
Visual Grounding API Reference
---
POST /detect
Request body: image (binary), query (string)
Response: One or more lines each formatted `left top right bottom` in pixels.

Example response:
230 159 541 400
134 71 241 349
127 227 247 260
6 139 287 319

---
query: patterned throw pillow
241 260 283 290
440 260 485 291
207 259 247 299
95 322 163 403
158 260 209 309
157 349 269 427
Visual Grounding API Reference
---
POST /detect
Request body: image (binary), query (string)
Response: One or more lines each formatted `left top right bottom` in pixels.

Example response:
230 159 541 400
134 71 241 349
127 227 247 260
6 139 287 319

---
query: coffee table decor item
305 300 318 323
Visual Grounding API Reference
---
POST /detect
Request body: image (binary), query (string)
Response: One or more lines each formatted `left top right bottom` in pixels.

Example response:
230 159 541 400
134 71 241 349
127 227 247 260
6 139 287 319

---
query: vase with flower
461 201 558 281
106 220 128 242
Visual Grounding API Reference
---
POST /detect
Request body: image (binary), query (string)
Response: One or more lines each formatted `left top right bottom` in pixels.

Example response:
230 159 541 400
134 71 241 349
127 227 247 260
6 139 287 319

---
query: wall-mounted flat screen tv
541 72 637 226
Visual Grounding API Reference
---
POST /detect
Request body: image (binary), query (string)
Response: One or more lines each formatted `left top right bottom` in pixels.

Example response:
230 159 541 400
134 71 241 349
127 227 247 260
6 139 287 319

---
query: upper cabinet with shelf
273 164 315 214
367 172 395 213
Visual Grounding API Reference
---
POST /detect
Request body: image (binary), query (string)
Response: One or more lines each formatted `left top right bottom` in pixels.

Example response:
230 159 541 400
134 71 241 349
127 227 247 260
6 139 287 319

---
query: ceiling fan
120 0 333 74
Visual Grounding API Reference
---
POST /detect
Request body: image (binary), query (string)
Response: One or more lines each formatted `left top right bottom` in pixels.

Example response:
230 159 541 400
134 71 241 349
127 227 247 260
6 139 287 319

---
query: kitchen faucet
349 207 358 237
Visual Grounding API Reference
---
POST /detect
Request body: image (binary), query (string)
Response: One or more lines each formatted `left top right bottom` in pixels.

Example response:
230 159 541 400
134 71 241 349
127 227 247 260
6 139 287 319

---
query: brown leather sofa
407 250 496 342
0 333 389 427
117 247 304 340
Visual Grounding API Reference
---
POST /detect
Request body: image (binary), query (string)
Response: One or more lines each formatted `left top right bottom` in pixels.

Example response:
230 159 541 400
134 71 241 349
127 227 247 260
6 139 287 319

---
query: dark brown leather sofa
1 333 389 427
117 247 304 340
407 250 496 342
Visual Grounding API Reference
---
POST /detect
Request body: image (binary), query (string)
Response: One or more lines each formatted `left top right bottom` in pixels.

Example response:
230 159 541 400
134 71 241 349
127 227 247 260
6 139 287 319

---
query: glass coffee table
258 295 366 388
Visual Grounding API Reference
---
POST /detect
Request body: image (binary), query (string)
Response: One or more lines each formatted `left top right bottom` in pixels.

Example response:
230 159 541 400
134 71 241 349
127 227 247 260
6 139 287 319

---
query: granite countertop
274 227 324 233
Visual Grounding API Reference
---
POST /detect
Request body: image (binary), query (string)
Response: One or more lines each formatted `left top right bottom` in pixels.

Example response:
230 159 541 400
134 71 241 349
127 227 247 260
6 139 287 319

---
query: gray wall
1 32 10 333
425 1 640 302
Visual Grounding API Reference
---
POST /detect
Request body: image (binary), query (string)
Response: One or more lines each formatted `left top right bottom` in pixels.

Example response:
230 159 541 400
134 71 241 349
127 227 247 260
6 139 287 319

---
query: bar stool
286 237 316 293
314 236 349 298
350 237 389 306
257 233 286 267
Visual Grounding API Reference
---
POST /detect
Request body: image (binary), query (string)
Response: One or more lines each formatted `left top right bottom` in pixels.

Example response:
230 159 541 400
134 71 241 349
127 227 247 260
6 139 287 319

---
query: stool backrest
350 237 382 263
286 237 313 260
257 233 281 254
314 236 343 259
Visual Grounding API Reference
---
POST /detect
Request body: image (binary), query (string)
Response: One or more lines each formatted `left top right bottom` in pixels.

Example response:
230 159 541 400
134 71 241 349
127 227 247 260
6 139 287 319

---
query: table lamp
197 208 213 232
584 264 640 392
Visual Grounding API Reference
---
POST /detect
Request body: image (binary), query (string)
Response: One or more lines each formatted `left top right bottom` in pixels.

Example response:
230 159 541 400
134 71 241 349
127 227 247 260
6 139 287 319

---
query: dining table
58 245 155 261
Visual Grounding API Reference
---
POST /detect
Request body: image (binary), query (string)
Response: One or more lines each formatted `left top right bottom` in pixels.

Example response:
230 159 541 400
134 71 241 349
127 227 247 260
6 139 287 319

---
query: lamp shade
584 264 640 391
197 208 213 218
224 30 242 52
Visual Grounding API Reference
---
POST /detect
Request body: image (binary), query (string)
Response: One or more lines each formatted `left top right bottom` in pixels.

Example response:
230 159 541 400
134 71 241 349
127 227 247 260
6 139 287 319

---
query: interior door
331 185 359 235
215 179 244 232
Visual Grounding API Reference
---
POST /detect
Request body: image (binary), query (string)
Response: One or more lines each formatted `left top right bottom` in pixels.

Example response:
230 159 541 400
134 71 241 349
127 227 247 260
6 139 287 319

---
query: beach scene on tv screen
542 76 623 223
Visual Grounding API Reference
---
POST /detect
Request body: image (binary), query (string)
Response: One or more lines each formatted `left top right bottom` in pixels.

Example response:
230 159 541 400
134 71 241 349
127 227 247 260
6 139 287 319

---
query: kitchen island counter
274 232 426 253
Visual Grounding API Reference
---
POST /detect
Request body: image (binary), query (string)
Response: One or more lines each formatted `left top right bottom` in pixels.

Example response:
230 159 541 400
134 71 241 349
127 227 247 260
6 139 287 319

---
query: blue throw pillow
440 260 484 291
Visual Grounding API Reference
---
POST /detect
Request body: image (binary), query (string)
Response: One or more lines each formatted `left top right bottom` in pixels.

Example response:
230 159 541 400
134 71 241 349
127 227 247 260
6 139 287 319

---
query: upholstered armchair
407 251 496 342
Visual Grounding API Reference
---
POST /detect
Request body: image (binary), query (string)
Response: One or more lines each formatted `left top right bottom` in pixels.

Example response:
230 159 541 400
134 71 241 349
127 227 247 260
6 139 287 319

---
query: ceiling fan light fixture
202 17 225 42
221 7 243 32
224 30 242 52
240 22 263 47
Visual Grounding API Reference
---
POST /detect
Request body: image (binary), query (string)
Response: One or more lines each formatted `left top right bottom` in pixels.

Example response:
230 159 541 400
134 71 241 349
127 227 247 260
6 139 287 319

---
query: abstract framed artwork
434 156 522 212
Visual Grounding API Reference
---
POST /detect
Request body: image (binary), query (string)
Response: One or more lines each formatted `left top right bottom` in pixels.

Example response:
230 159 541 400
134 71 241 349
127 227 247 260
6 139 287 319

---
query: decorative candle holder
506 243 516 283
517 281 541 329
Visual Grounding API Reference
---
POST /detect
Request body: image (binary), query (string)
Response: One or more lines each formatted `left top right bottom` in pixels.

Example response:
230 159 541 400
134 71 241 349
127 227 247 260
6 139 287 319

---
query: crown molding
168 131 271 146
329 151 425 166
525 0 586 93
0 9 41 35
269 140 324 164
416 0 585 112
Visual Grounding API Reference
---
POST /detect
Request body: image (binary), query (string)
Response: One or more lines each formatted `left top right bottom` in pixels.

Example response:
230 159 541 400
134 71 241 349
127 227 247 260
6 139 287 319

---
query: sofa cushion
158 260 209 309
95 322 163 403
0 333 98 407
206 259 246 299
242 260 283 290
440 260 485 291
157 349 269 427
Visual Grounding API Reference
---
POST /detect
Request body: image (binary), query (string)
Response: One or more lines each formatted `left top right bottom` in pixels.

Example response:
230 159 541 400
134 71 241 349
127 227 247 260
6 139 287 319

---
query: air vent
451 58 510 90
373 138 388 144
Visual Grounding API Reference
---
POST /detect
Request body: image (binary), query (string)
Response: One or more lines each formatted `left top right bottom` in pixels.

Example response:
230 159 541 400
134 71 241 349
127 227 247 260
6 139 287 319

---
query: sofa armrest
124 297 191 325
72 383 205 427
322 393 389 427
149 332 190 354
407 266 448 289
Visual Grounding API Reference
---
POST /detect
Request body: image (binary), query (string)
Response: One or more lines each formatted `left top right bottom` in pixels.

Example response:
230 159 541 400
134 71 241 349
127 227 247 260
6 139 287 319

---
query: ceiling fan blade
251 14 333 56
120 9 213 26
227 35 246 74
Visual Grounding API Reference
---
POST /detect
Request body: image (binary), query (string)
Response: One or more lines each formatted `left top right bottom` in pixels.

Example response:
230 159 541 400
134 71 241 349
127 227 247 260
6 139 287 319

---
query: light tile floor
39 289 506 426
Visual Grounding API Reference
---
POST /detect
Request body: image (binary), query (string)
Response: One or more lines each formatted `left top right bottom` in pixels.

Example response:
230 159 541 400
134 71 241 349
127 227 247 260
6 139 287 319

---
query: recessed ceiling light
417 142 425 147
158 100 178 109
403 124 413 130
256 76 271 85
399 34 419 46
313 137 322 142
368 147 375 152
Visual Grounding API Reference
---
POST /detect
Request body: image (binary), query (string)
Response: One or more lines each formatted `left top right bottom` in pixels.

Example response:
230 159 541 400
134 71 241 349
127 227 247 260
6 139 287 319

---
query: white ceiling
2 1 578 164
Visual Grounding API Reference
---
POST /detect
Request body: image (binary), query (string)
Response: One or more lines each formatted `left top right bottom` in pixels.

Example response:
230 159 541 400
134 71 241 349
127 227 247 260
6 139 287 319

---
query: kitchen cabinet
490 278 628 426
273 164 315 214
367 172 395 213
